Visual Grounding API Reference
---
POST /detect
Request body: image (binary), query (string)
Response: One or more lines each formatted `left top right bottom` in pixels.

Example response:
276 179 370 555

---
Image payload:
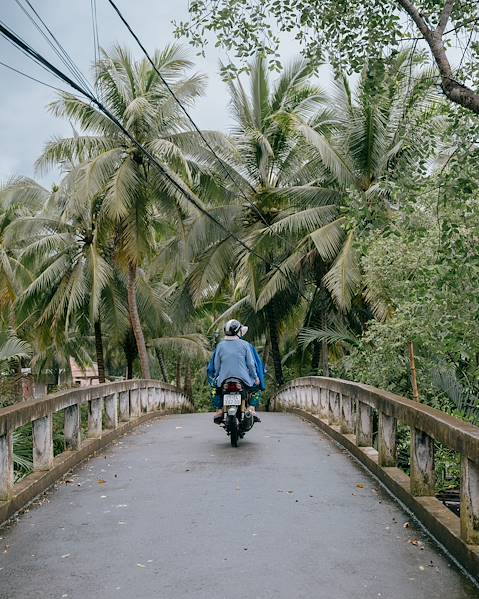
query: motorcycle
221 377 255 447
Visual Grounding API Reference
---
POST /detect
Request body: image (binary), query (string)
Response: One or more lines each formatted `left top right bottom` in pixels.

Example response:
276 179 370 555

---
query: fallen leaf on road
419 565 425 571
137 563 146 568
356 483 365 489
61 554 71 559
97 479 106 485
403 522 410 528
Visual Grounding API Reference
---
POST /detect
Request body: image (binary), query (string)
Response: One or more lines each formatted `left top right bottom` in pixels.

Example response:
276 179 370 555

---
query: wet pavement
1 412 478 599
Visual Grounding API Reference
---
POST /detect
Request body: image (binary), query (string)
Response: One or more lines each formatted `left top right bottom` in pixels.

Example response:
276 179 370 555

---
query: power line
0 23 284 268
0 19 308 300
0 59 64 91
106 0 310 258
14 0 94 95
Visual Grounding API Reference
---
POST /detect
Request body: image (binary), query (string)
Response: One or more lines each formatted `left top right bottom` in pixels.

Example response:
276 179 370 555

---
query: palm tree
183 55 341 385
36 44 210 378
273 50 444 314
5 176 113 382
0 177 43 322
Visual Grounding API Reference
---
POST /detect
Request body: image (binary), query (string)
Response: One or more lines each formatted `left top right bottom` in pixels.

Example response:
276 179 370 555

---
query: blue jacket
208 341 267 391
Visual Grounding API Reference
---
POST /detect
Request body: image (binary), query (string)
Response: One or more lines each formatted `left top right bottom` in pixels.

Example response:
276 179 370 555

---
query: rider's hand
255 377 260 386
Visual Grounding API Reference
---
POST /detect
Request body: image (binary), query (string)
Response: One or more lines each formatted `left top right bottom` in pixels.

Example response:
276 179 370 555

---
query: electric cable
0 59 64 91
0 19 309 302
106 0 314 258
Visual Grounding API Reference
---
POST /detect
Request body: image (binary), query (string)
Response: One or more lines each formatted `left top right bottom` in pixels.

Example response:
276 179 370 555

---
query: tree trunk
123 329 137 380
127 263 150 379
396 0 479 115
155 347 168 383
94 319 106 384
408 341 420 402
311 341 320 373
183 361 192 399
175 356 182 389
319 300 330 377
262 335 270 372
266 302 284 386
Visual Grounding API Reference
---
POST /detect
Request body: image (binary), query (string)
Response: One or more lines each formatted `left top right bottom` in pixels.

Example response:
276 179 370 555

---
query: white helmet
224 319 248 337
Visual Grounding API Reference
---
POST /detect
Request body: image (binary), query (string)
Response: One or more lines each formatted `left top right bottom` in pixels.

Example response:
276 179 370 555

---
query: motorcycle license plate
224 393 241 406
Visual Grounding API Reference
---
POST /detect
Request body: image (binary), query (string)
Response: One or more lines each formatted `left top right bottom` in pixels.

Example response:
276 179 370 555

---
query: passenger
208 319 261 424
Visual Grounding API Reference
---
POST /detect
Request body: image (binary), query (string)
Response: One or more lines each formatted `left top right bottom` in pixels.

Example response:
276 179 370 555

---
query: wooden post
340 395 355 434
378 412 397 467
64 404 81 450
0 432 13 500
460 457 479 544
119 391 130 422
410 428 435 495
104 393 118 429
130 388 140 418
33 414 53 471
356 402 373 447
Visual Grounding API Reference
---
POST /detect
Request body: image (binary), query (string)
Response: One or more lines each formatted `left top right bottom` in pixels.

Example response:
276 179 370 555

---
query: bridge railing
0 379 193 510
273 377 479 548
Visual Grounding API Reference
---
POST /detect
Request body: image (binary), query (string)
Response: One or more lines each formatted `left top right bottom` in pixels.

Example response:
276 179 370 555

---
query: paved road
1 412 478 599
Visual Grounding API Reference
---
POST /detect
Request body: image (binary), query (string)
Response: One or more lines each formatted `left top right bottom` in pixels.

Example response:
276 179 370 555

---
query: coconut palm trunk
127 263 150 379
266 302 284 386
94 319 106 384
155 348 168 383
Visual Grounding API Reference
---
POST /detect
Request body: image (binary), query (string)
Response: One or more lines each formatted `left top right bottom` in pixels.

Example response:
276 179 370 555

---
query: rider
210 319 260 424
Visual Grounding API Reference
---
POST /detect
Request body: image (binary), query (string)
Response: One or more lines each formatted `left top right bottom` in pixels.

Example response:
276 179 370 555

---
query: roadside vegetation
1 1 478 491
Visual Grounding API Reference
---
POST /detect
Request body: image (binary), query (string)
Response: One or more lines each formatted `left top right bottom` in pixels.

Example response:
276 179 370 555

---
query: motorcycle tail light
225 382 242 392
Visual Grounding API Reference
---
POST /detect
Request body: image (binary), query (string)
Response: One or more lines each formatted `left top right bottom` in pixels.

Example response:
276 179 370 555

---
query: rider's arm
207 349 216 385
213 344 222 382
244 343 258 383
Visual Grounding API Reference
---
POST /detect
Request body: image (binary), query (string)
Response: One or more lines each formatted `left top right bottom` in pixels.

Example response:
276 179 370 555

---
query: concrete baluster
319 387 329 419
0 432 13 500
147 387 155 412
155 388 161 411
140 386 149 413
130 388 141 419
356 401 373 447
88 397 103 438
119 390 130 422
299 387 306 409
410 428 435 496
64 404 81 450
329 391 341 426
378 412 397 466
33 414 53 471
340 394 355 434
104 393 118 429
306 386 313 411
460 457 479 544
311 386 319 414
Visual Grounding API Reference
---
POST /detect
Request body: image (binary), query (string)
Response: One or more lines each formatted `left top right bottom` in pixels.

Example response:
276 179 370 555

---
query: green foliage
175 1 479 81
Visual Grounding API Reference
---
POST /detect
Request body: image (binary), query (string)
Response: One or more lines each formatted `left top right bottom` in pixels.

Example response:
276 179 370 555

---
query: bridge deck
0 412 477 598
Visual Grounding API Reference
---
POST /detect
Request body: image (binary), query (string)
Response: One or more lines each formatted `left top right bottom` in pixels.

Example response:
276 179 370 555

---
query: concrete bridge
0 377 478 598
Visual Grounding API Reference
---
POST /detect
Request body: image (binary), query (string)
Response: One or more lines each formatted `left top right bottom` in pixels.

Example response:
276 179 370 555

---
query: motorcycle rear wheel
229 415 239 447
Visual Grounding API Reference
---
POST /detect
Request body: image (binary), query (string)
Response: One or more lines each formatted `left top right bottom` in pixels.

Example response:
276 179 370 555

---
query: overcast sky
1 2 466 189
0 0 310 187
